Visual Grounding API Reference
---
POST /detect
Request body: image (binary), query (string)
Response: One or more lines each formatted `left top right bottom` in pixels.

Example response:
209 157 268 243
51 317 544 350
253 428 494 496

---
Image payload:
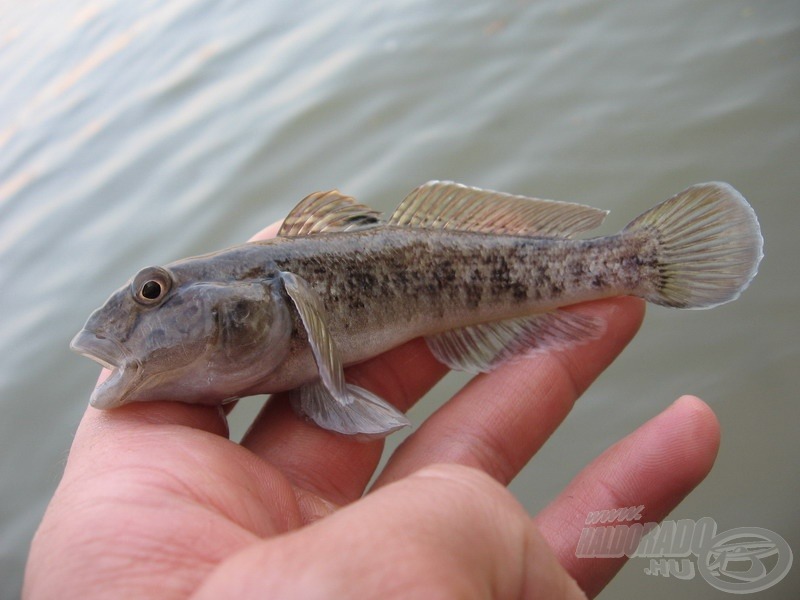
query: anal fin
425 310 605 373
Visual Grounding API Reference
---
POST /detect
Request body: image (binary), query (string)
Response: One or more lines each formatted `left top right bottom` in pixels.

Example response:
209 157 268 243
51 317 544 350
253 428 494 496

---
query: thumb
195 464 586 599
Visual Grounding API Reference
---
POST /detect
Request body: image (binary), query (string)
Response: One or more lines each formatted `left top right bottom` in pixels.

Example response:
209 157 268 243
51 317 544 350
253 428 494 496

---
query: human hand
24 223 720 599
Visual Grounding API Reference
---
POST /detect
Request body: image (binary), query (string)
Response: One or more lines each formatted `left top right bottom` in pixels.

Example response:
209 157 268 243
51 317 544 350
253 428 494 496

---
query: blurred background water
1 0 798 597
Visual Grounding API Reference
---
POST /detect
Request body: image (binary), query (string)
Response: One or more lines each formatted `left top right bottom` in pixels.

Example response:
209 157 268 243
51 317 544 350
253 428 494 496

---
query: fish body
71 181 763 436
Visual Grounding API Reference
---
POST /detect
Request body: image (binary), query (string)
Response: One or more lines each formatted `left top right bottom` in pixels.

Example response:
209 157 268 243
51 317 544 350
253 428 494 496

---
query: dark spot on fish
512 240 528 251
511 282 528 301
437 259 457 291
489 257 511 285
348 298 366 310
393 269 410 290
570 262 586 279
439 259 454 276
232 300 250 322
345 215 380 226
347 270 377 291
423 281 439 296
465 281 483 309
239 266 267 280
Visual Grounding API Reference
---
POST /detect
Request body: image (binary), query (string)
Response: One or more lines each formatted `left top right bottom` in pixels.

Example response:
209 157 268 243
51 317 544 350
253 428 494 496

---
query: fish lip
70 329 123 369
70 329 142 409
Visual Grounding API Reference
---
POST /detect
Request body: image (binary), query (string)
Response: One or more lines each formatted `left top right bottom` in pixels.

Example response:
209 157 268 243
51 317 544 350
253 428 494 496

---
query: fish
71 181 763 437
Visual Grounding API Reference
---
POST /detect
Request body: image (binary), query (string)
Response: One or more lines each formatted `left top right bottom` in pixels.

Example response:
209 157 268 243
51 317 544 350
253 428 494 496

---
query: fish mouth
70 329 142 409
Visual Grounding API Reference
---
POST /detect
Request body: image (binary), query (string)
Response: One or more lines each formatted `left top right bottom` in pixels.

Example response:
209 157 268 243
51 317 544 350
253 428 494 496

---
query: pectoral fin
280 271 410 436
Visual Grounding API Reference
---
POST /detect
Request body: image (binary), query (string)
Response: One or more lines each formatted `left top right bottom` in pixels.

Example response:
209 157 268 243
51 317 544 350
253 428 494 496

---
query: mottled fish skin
95 227 639 402
71 181 763 436
205 228 655 391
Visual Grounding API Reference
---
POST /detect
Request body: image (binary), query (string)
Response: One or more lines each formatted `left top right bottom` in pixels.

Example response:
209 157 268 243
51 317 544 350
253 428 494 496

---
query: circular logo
697 526 793 594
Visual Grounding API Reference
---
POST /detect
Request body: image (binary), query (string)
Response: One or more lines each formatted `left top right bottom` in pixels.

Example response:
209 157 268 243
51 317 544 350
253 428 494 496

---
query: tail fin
624 182 763 309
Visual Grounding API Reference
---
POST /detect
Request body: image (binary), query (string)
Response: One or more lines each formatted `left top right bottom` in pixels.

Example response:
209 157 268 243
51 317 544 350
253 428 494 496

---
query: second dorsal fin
388 181 608 238
278 190 384 237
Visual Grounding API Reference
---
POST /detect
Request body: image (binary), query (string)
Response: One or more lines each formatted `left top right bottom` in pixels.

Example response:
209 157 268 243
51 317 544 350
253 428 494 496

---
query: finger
373 296 645 488
533 395 720 598
239 338 448 507
249 221 282 241
193 464 587 599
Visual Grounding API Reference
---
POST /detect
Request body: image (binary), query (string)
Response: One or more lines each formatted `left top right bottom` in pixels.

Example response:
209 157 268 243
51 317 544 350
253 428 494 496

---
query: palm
61 407 315 596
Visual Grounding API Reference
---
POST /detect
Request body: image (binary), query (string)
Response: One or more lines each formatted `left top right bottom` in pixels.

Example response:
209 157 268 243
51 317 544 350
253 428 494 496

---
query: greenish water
1 1 798 597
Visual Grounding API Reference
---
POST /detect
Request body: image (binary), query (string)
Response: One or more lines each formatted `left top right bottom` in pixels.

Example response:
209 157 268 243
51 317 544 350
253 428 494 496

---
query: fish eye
141 280 162 299
131 266 173 305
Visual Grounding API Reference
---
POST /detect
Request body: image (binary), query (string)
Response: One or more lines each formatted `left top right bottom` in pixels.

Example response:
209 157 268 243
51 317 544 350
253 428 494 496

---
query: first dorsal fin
388 181 608 238
278 190 384 237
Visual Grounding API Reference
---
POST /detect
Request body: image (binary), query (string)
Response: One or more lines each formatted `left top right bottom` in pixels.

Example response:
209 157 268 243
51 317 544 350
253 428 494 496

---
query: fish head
71 265 292 409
